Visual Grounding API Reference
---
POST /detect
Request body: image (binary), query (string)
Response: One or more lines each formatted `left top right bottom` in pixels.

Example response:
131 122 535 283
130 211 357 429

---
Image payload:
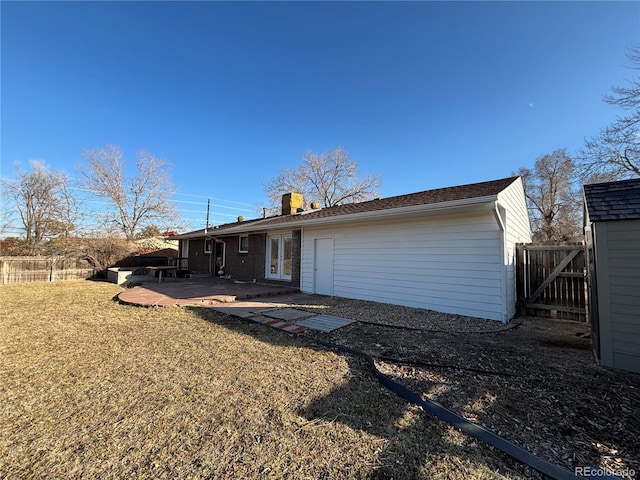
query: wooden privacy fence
516 243 587 322
0 256 96 284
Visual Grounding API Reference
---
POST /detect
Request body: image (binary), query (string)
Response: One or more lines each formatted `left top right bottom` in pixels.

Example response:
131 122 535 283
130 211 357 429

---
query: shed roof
174 176 519 238
583 178 640 222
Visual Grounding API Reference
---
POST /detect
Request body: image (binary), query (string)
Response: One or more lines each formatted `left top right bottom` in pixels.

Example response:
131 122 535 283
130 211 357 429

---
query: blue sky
2 1 639 230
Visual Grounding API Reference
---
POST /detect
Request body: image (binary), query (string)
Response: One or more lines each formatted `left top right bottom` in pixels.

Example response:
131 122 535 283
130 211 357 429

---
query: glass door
267 234 292 280
269 236 280 276
282 236 292 278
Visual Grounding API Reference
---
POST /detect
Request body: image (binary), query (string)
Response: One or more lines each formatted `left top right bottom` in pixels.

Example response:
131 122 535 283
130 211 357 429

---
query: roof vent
237 216 244 222
310 201 320 209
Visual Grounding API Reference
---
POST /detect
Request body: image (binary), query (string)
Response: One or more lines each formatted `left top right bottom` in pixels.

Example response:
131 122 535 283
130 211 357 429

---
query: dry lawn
1 281 636 479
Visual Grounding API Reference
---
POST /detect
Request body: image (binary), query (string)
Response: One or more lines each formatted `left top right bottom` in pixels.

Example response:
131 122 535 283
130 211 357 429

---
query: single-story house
171 176 531 322
583 178 640 374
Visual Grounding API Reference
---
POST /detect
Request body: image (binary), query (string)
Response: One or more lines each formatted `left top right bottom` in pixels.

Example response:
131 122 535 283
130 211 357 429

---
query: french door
267 234 292 281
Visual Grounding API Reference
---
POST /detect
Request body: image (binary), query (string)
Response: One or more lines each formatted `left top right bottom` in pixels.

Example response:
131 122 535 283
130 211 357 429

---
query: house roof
583 178 640 222
173 176 519 238
136 248 179 258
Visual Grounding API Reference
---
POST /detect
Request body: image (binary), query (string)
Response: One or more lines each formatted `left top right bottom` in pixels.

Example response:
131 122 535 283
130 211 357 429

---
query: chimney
281 192 304 215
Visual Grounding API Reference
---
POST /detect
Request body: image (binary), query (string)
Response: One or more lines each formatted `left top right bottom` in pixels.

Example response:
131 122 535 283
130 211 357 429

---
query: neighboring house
134 235 179 253
171 176 531 322
583 178 640 374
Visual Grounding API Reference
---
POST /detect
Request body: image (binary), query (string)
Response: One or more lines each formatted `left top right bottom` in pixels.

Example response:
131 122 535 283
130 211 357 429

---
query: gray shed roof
173 176 519 238
583 178 640 222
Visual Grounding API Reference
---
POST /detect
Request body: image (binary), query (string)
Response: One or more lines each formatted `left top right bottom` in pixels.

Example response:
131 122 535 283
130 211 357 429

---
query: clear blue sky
2 1 639 230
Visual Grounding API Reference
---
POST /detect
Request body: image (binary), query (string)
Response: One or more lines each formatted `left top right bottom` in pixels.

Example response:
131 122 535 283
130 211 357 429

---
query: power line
169 199 254 213
171 192 256 207
72 187 256 213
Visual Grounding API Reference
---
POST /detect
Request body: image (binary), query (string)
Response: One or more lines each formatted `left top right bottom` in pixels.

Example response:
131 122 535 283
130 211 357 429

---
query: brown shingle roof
176 176 518 237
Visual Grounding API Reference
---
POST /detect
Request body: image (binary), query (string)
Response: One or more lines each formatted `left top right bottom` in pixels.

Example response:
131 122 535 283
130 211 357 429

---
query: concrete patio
116 277 356 333
117 276 300 307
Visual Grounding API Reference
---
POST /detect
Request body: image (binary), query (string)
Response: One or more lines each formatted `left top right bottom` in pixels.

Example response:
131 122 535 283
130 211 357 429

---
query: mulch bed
286 295 640 479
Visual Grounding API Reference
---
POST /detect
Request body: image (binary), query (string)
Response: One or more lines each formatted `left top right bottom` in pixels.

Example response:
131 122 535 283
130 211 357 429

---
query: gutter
180 195 500 237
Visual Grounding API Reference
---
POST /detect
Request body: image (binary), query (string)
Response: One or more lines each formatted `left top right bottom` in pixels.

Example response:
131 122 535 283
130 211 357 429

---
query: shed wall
595 219 640 374
301 212 507 321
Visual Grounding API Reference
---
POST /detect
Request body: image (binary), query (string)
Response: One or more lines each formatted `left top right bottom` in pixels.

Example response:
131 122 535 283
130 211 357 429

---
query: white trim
179 240 189 270
177 196 499 237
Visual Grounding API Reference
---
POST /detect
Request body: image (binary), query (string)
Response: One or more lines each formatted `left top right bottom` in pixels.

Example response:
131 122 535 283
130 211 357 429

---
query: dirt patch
286 295 640 479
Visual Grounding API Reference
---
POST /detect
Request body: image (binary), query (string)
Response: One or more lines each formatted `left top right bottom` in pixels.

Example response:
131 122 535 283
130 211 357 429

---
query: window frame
239 235 249 253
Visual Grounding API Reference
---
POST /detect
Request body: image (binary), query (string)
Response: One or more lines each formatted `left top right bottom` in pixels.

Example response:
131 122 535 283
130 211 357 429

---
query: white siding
301 211 507 321
596 219 640 374
497 177 533 319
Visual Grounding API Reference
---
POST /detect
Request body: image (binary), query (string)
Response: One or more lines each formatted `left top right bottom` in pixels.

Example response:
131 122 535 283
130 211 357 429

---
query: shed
172 176 531 322
583 178 640 374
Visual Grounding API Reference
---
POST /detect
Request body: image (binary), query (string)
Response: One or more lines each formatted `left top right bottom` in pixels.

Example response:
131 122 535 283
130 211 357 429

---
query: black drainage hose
240 314 621 480
310 337 623 480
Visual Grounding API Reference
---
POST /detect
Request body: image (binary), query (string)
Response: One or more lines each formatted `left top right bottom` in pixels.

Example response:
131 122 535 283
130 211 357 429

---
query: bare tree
78 236 135 275
3 161 77 251
517 149 581 242
79 145 178 240
264 147 381 214
578 45 640 182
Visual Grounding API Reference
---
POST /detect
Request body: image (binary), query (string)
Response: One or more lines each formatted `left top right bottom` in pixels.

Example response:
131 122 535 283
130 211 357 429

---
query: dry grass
2 281 544 479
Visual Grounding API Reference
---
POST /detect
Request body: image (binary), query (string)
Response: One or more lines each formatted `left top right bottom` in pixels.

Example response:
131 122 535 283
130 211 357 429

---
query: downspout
493 201 506 232
493 201 508 323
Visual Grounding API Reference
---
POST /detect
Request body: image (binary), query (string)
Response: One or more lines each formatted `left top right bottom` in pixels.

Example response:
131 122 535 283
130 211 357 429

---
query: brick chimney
281 192 304 215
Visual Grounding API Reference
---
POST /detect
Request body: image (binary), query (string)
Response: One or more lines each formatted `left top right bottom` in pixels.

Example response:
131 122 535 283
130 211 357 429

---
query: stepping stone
259 308 315 322
295 314 355 332
247 315 306 334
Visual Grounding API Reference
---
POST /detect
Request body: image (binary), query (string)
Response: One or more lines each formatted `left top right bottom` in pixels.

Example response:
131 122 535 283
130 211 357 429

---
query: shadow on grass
183 305 532 479
300 361 504 479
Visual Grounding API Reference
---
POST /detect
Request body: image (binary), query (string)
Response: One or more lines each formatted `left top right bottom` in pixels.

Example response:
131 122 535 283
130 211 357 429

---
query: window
204 239 213 254
239 235 249 253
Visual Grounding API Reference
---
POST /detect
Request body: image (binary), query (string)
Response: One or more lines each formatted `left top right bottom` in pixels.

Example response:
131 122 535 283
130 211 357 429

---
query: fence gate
516 243 587 322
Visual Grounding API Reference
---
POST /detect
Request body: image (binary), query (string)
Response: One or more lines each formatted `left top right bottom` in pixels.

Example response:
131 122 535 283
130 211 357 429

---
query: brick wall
221 233 266 282
291 229 301 288
186 231 300 288
186 239 211 274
